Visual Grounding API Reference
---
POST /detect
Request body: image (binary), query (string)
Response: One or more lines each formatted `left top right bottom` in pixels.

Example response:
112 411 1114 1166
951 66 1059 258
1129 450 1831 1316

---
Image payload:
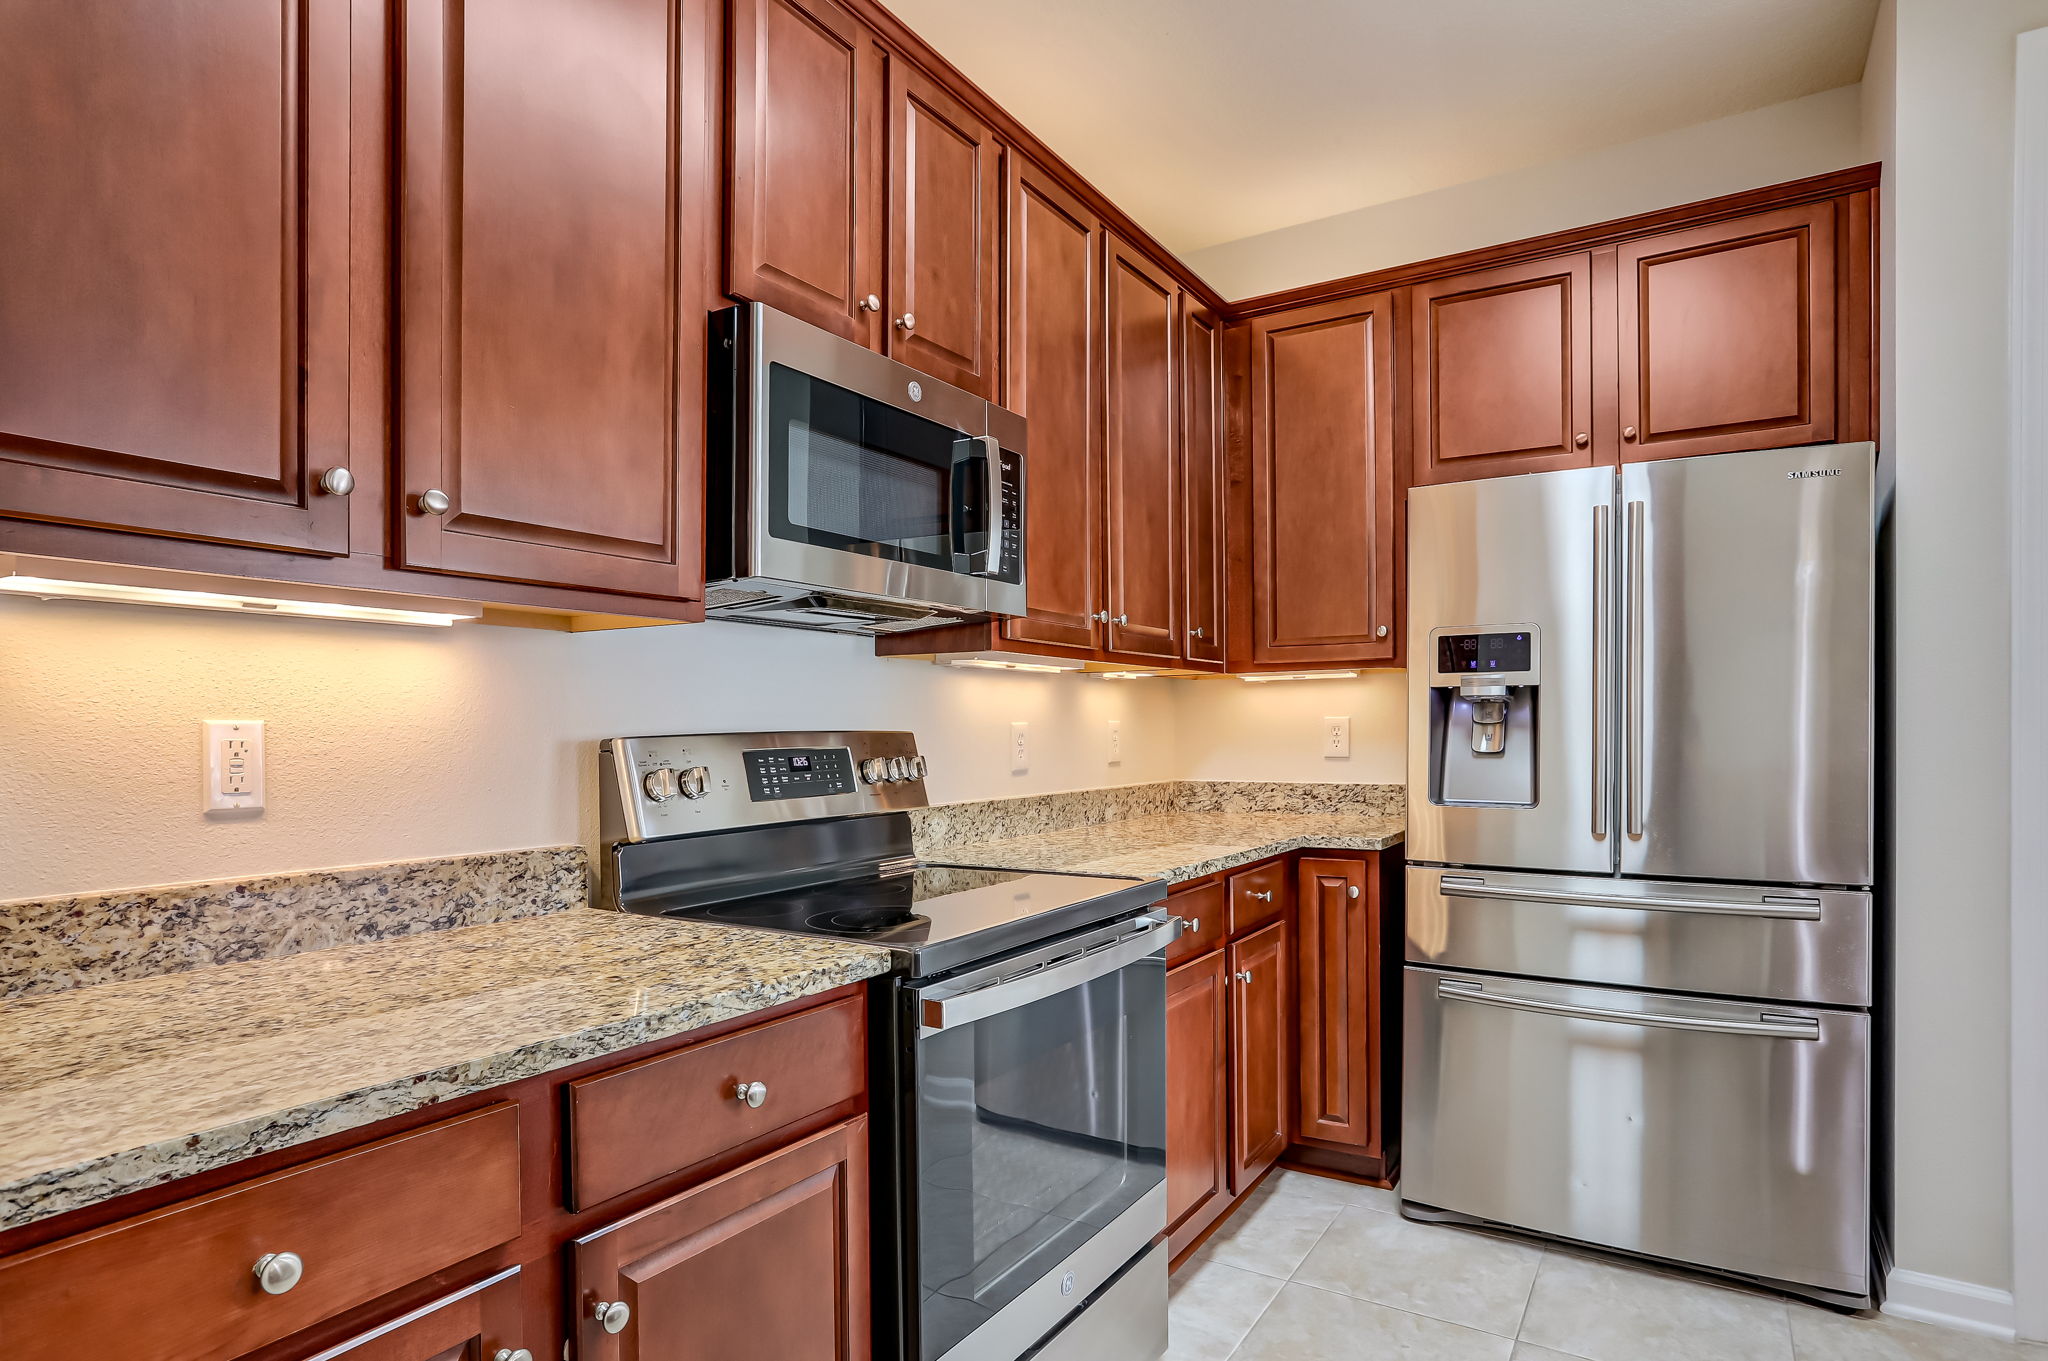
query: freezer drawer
1402 966 1871 1298
1405 866 1873 1007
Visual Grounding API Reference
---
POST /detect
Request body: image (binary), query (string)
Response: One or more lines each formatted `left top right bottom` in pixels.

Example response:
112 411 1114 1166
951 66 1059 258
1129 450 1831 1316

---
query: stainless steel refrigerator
1402 442 1882 1309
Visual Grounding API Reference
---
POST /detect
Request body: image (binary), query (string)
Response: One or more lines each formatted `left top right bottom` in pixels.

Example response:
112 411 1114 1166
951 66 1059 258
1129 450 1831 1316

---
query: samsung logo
1787 468 1841 479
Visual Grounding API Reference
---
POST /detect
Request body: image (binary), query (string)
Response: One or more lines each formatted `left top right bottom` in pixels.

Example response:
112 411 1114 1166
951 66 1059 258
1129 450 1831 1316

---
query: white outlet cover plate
204 718 265 812
1323 715 1351 759
1010 720 1029 774
1107 719 1123 765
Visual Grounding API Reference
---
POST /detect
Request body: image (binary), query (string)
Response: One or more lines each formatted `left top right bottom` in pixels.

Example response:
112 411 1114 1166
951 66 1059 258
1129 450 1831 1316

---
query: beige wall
0 599 1191 900
1174 673 1406 785
1870 0 2048 1301
1184 84 1868 300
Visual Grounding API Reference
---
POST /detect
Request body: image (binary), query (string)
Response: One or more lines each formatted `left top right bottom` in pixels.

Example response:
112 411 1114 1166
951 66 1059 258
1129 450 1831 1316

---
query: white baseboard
1883 1269 2018 1341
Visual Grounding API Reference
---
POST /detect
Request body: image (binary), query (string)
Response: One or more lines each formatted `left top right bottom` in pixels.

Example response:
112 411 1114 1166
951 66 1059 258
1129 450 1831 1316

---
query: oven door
741 303 1015 615
906 914 1174 1361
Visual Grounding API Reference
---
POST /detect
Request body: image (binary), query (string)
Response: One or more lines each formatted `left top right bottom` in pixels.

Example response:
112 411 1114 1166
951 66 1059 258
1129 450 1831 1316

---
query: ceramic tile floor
1168 1172 2048 1361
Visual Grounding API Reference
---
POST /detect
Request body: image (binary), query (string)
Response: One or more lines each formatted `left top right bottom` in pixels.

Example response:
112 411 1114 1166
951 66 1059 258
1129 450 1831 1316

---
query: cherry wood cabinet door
1249 294 1399 666
886 65 1001 396
573 1120 868 1361
1166 951 1230 1246
395 0 708 597
1000 158 1104 651
1617 201 1837 462
1408 253 1597 486
728 0 883 345
1102 236 1181 661
1181 299 1227 670
1295 858 1380 1154
0 0 350 554
1229 920 1291 1191
303 1267 532 1361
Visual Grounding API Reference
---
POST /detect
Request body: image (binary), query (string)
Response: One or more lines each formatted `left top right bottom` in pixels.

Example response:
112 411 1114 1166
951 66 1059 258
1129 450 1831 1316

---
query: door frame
2010 23 2048 1345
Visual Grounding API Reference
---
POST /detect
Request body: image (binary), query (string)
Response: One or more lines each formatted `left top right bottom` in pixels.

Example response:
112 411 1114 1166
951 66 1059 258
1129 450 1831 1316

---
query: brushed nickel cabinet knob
318 467 355 496
593 1300 631 1334
1094 609 1111 623
1377 625 1390 638
253 1252 303 1295
734 1080 768 1108
1114 613 1129 626
416 488 452 515
495 1350 534 1361
860 294 881 312
1235 970 1253 983
1189 626 1205 639
896 312 915 331
1348 884 1361 899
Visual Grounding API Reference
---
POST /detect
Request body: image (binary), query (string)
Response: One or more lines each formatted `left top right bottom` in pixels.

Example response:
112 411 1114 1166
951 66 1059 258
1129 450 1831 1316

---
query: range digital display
1437 631 1532 675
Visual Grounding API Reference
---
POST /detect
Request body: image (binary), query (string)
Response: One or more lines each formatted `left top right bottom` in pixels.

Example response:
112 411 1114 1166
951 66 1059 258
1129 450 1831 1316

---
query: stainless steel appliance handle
1624 498 1646 838
1435 877 1823 920
920 916 1181 1031
1592 502 1611 839
1437 979 1820 1039
973 435 1003 577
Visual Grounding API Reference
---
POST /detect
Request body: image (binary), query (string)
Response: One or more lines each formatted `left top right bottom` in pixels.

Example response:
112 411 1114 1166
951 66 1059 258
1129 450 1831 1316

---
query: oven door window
766 363 985 569
914 958 1166 1361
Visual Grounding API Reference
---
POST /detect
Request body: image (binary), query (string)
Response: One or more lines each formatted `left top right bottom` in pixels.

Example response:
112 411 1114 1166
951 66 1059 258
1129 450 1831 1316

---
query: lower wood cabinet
1295 856 1392 1167
572 1119 869 1361
303 1267 532 1361
1228 918 1292 1189
1165 950 1231 1252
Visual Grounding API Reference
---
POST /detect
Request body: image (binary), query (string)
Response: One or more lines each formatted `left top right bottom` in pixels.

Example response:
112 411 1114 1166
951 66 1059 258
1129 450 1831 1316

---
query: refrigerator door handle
1592 503 1611 839
1623 498 1647 838
1435 876 1824 920
1436 978 1821 1040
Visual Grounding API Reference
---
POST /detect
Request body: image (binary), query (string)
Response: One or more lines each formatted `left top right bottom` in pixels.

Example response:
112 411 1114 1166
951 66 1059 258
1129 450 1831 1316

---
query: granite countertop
929 810 1405 884
0 911 890 1230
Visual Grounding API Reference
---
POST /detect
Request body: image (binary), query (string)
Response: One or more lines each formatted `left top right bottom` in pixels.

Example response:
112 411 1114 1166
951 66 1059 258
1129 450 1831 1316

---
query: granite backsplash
0 847 588 1000
909 780 1404 855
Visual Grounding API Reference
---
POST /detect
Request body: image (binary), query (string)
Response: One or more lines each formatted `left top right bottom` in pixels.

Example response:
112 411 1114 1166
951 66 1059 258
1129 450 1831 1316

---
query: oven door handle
920 915 1181 1032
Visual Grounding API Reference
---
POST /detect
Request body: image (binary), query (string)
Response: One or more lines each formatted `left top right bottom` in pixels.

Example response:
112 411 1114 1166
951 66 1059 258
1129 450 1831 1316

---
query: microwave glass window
768 364 982 570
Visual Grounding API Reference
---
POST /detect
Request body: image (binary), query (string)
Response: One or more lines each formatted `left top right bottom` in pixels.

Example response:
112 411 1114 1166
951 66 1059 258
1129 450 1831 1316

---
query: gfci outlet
1323 715 1351 759
1106 719 1123 765
1010 720 1030 774
204 719 265 813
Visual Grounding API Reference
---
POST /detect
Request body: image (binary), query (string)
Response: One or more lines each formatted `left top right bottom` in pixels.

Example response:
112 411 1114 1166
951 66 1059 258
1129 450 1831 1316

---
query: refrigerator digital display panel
1436 631 1532 674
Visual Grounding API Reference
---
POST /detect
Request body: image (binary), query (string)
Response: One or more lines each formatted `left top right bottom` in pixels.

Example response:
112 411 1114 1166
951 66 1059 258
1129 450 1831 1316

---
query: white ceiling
881 0 1879 257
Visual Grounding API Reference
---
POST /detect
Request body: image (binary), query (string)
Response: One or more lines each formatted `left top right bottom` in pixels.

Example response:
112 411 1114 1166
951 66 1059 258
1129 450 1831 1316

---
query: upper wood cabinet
1407 253 1597 486
0 0 352 556
1103 235 1182 661
1617 201 1837 462
887 66 1002 395
395 0 709 598
727 0 883 346
573 1119 870 1361
1247 294 1400 667
1000 158 1105 652
1181 299 1227 670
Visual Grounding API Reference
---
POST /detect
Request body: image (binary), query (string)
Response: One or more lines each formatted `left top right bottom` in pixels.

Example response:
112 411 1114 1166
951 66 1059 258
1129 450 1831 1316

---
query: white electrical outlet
1010 720 1030 774
1106 719 1123 765
204 719 265 812
1323 715 1351 759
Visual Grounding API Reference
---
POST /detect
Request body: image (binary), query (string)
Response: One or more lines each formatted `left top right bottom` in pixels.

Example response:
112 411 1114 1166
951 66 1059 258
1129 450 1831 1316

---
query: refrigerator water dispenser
1428 626 1539 808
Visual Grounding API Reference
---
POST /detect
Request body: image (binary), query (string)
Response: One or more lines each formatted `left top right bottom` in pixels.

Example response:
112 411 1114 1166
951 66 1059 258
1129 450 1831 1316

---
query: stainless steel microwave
705 303 1026 634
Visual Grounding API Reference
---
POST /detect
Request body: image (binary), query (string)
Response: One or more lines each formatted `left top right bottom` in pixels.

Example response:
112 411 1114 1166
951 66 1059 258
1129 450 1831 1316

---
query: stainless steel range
599 731 1173 1361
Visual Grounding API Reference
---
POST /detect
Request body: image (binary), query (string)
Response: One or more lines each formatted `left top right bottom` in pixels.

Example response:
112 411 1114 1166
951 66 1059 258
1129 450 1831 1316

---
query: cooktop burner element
815 906 926 935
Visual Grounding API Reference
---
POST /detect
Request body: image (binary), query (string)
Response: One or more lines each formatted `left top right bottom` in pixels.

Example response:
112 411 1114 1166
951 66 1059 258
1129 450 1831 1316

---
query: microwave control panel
994 449 1024 585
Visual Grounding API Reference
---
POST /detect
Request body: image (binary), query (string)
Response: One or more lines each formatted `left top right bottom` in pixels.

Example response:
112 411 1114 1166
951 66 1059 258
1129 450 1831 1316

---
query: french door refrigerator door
1619 443 1875 887
1407 465 1616 876
1403 965 1873 1300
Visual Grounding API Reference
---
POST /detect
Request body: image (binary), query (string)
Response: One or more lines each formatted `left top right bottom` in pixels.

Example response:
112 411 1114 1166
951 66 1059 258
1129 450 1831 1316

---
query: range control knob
906 755 928 780
859 757 890 785
642 768 680 802
886 756 910 782
678 766 710 800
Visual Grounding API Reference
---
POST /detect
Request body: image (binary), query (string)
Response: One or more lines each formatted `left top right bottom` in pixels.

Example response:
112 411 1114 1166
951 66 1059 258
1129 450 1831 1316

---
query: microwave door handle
919 916 1181 1032
967 434 1003 576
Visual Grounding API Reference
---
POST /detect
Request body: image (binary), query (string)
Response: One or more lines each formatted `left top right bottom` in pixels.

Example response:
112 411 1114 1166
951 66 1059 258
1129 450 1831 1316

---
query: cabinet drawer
1165 880 1226 964
0 1105 520 1361
567 993 865 1208
1227 861 1289 935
